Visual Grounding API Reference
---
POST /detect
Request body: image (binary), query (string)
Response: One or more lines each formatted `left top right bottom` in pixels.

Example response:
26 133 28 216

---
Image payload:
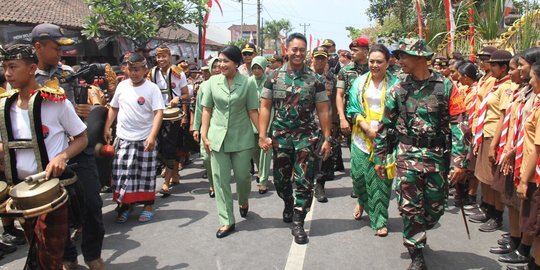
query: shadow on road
107 255 189 269
399 246 502 270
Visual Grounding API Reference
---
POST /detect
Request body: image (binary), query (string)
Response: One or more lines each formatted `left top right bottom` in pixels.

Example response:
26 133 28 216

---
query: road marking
284 202 315 270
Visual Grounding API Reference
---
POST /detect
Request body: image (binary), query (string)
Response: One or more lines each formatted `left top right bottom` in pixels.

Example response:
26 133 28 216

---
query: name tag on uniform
274 90 287 99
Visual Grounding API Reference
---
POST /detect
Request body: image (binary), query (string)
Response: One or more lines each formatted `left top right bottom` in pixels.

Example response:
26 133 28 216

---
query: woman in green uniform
201 46 260 238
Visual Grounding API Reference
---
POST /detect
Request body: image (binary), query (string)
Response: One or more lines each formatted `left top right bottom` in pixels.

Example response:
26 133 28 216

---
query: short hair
457 60 479 81
368 44 391 61
286 33 307 47
219 45 242 66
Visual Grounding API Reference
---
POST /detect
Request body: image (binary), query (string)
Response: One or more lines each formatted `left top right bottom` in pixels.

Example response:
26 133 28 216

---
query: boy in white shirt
104 54 164 223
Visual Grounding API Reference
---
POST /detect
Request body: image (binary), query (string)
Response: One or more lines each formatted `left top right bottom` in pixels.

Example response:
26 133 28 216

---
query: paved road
2 147 512 269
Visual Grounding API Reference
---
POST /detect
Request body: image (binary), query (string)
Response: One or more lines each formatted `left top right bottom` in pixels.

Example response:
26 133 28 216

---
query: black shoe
498 236 511 246
283 198 294 223
0 242 17 254
507 259 539 270
350 191 358 198
100 185 112 193
407 247 427 270
469 210 489 223
208 189 215 198
1 231 26 246
327 171 335 181
258 187 268 194
216 224 235 238
334 164 345 172
240 206 248 218
202 171 208 179
464 207 482 216
479 218 503 232
490 243 514 254
463 203 479 211
291 210 308 244
314 183 328 203
499 250 530 264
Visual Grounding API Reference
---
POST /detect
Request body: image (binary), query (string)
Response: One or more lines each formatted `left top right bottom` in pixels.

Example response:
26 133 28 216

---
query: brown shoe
63 260 78 270
85 258 106 270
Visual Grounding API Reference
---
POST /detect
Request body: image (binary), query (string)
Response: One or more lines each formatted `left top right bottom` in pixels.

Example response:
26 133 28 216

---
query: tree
83 0 204 50
262 19 292 54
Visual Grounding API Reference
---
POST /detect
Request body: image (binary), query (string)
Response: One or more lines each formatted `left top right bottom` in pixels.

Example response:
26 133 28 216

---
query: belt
399 135 444 148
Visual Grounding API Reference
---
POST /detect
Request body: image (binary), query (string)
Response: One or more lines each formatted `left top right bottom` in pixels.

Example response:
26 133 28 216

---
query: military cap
349 37 370 49
312 46 328 58
477 46 497 57
241 43 256 53
269 54 283 62
487 50 513 63
31 23 74 46
321 39 335 47
0 43 36 61
393 38 434 59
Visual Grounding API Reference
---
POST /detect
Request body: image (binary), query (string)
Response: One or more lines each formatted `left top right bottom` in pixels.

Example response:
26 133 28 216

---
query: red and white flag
249 31 255 44
505 0 514 16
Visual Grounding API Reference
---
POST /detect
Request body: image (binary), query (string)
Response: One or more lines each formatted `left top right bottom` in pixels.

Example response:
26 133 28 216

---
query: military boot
314 183 328 203
283 197 294 223
291 210 308 244
407 247 427 270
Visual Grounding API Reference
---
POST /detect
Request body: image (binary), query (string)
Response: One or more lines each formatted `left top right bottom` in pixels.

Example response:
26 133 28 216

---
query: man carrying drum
0 41 88 269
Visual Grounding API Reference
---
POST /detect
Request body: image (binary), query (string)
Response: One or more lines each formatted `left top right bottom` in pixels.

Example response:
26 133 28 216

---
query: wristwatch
324 136 333 143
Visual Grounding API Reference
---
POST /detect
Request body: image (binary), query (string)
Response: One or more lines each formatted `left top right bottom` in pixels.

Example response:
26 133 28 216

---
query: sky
206 0 374 50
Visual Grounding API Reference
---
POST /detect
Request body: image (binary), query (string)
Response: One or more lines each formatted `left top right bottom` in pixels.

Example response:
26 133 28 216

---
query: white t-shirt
354 80 384 154
111 79 165 141
4 100 87 179
153 68 188 104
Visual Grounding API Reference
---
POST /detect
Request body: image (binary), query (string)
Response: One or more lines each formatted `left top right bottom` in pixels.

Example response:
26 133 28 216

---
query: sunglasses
242 52 254 56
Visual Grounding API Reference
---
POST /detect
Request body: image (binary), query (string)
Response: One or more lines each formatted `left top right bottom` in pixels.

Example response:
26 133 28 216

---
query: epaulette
0 88 18 99
31 78 67 102
170 65 183 79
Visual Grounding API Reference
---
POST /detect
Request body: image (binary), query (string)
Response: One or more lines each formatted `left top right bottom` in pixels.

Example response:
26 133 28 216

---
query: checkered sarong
112 138 157 204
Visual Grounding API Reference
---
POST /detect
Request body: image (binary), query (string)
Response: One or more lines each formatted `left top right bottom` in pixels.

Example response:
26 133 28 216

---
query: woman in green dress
346 44 399 237
201 46 260 238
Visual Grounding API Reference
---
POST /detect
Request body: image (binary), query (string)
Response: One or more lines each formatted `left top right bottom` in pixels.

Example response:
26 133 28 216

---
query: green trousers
396 168 446 248
351 144 392 230
211 148 252 225
200 140 213 188
252 134 272 187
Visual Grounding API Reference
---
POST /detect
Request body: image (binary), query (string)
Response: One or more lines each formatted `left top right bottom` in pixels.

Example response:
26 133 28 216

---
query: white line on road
284 202 315 270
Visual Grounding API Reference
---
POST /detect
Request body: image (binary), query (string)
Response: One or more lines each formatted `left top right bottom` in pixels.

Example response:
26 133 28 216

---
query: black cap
477 46 497 57
31 23 74 46
487 50 513 63
241 43 256 53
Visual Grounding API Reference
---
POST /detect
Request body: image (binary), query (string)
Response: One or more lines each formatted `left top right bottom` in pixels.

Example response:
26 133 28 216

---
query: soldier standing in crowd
373 39 469 269
259 33 332 245
321 39 339 75
238 43 256 77
268 54 284 73
32 23 106 270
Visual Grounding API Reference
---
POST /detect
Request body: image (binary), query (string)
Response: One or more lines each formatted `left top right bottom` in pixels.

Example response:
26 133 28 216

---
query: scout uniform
201 72 259 227
373 39 469 268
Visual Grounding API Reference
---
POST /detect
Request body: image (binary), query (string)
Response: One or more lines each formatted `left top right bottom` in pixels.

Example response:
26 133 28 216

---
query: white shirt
354 80 384 154
6 100 87 179
153 68 188 104
111 79 165 141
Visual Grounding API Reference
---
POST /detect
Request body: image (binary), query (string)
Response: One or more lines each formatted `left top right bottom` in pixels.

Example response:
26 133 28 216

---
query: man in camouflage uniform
259 33 332 245
310 46 339 203
373 39 469 270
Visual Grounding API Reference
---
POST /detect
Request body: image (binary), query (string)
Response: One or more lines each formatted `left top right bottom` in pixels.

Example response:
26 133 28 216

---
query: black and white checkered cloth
112 138 157 204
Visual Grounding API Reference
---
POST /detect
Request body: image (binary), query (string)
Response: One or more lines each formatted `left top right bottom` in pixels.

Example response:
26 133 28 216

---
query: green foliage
83 0 204 49
228 38 247 49
473 0 505 41
262 19 292 54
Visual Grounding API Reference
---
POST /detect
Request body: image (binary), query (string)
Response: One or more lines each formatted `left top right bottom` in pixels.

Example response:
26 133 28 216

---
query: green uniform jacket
373 71 469 173
201 72 259 152
193 80 209 132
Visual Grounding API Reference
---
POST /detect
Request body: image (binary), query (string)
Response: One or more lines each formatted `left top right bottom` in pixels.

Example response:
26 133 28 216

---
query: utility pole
261 18 265 52
257 0 261 54
240 0 244 41
299 23 310 37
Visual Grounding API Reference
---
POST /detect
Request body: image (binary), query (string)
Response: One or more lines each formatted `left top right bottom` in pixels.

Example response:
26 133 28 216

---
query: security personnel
310 46 339 203
32 23 106 270
259 33 332 245
373 38 469 269
321 39 339 75
239 43 256 76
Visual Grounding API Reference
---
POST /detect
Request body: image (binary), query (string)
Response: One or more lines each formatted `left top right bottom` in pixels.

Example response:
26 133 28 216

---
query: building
228 24 258 44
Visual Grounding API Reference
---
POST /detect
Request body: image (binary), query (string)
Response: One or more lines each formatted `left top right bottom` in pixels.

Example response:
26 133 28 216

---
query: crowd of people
0 21 540 270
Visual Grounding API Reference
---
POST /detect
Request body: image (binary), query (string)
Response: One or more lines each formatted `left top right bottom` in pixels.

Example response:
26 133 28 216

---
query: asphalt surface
1 147 514 270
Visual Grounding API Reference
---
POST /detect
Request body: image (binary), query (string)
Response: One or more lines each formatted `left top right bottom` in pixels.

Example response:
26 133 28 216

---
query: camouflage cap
0 43 36 61
393 38 434 60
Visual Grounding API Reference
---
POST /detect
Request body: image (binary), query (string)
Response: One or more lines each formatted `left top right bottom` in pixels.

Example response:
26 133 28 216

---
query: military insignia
245 44 250 49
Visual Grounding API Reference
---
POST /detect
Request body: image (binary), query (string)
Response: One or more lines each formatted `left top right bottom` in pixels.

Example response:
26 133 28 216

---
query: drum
163 107 183 122
0 181 9 213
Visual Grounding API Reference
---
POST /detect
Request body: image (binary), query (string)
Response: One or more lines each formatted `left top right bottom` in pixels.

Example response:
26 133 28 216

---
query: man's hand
374 164 386 179
517 182 528 200
449 167 466 184
144 137 156 152
319 141 331 161
193 130 200 143
169 97 180 108
75 104 91 119
45 155 67 180
340 119 351 135
104 128 112 144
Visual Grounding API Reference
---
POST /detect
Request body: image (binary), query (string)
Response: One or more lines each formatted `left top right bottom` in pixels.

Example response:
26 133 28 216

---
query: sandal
376 227 388 237
138 211 154 223
116 209 131 224
353 204 364 220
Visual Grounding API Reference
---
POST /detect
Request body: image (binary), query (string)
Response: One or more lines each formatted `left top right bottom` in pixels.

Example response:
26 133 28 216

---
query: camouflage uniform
336 62 369 109
261 63 329 213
